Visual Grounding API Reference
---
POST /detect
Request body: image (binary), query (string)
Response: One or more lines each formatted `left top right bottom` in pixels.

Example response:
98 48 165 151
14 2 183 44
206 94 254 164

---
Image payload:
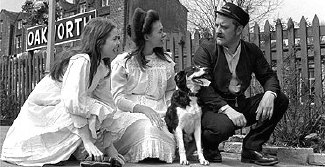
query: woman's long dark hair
50 17 116 87
126 8 170 70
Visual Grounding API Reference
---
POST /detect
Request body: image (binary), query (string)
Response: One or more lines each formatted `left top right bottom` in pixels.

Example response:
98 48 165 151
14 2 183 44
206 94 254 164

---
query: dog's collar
179 89 198 97
188 92 198 97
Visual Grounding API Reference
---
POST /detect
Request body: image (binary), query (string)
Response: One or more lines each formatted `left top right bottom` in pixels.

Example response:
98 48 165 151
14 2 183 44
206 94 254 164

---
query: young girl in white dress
109 8 176 163
0 17 125 166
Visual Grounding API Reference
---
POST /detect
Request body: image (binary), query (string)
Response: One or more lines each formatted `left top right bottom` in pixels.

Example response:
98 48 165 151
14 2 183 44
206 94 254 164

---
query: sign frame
26 10 97 51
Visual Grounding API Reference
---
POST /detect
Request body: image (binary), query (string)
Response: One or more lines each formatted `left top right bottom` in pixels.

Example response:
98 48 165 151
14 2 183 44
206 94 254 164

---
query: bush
273 82 325 153
270 47 325 153
0 80 19 125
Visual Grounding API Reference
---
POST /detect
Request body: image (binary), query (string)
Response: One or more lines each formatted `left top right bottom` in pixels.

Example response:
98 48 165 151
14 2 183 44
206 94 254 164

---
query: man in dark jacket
193 2 289 166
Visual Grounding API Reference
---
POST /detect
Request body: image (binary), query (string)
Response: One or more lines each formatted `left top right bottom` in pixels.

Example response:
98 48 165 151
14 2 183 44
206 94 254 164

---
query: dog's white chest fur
176 97 202 134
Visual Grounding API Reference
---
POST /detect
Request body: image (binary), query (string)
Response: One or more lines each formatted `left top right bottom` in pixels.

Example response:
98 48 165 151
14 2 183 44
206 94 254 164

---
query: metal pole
213 0 216 38
45 0 56 74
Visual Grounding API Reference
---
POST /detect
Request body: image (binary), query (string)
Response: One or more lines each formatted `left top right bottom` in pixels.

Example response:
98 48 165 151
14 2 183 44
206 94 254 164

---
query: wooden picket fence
0 51 46 120
1 16 324 123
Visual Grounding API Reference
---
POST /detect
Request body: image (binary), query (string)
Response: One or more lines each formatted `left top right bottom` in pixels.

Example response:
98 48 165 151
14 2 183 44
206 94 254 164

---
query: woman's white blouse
61 54 113 128
110 52 176 116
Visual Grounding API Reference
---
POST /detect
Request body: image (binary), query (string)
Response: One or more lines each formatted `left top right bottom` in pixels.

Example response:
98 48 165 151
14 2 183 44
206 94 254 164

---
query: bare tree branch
180 0 283 35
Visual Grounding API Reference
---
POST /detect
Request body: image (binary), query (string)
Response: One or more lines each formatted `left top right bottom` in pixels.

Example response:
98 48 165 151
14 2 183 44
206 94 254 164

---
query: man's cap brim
215 10 241 24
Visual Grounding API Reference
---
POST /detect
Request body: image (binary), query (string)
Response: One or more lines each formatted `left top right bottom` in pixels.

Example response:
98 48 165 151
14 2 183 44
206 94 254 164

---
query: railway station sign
26 10 96 51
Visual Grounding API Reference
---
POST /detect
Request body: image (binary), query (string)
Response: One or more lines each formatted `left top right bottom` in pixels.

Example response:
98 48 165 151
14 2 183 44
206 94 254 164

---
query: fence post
276 19 284 87
287 18 296 69
27 51 33 95
171 33 177 61
13 57 17 102
0 57 2 112
18 55 22 107
312 15 323 112
41 51 46 78
185 31 192 67
264 20 272 64
299 17 309 91
32 54 37 90
299 16 311 128
7 56 11 96
242 23 250 42
177 32 184 71
22 56 27 104
36 53 40 83
253 22 260 47
287 18 298 117
193 29 200 54
1 56 4 81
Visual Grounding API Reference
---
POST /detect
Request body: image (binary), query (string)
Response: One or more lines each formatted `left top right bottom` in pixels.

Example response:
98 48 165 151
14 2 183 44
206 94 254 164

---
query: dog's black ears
175 70 186 91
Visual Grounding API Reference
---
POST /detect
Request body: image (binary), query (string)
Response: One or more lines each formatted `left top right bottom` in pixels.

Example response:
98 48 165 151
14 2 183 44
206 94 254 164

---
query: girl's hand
105 144 125 165
77 123 103 161
83 141 104 162
134 104 164 129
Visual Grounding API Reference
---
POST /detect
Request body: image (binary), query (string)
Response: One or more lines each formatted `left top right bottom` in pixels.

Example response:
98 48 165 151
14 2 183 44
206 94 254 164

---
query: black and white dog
165 66 211 165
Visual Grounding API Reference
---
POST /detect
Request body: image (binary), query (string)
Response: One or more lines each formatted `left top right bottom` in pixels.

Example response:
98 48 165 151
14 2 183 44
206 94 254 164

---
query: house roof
58 0 77 12
17 12 30 20
0 9 20 21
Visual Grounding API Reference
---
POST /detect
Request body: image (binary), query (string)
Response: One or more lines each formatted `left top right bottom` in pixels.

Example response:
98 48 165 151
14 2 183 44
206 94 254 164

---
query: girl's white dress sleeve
110 53 137 112
61 55 92 128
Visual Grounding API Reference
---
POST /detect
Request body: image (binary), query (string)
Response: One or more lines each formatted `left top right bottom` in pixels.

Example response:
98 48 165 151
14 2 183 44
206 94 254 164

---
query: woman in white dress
0 17 125 166
109 8 176 163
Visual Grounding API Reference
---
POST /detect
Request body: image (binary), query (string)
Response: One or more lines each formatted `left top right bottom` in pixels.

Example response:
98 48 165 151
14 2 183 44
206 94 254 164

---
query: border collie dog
165 66 211 165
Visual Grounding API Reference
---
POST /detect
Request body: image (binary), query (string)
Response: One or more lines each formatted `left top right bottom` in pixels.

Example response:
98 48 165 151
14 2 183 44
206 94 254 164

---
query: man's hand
224 106 247 127
255 91 276 121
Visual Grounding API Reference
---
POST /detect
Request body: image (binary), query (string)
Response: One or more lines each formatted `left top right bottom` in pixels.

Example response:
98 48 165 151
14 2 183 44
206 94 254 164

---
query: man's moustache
216 34 224 38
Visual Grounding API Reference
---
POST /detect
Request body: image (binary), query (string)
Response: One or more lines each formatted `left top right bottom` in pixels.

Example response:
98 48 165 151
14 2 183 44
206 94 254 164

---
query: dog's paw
179 159 189 165
179 154 189 165
199 158 209 165
198 153 209 165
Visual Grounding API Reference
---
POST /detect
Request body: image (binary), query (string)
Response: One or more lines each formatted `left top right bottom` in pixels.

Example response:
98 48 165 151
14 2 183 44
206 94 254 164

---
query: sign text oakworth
26 10 96 51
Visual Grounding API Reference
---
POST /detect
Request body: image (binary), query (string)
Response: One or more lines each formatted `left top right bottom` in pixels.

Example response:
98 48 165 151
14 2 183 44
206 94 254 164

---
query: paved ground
0 126 319 167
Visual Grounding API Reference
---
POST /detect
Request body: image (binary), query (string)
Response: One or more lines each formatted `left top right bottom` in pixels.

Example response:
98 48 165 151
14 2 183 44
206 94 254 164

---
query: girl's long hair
126 8 170 70
50 17 116 87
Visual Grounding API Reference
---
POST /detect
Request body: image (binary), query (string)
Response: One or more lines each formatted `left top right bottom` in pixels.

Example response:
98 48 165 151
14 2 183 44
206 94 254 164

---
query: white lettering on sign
26 10 96 51
57 23 64 40
27 31 34 46
66 20 73 38
35 30 40 45
41 27 47 43
75 18 82 36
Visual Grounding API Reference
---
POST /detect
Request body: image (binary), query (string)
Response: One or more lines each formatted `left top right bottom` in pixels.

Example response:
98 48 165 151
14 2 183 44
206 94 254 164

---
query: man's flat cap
215 2 249 26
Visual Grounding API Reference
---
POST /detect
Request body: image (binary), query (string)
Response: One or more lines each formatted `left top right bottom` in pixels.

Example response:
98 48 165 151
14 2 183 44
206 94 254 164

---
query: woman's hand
105 144 125 165
77 124 103 161
83 140 104 162
134 104 164 129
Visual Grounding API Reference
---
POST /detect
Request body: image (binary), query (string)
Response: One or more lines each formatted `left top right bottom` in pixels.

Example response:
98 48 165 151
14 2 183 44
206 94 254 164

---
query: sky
1 0 324 25
271 0 325 24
